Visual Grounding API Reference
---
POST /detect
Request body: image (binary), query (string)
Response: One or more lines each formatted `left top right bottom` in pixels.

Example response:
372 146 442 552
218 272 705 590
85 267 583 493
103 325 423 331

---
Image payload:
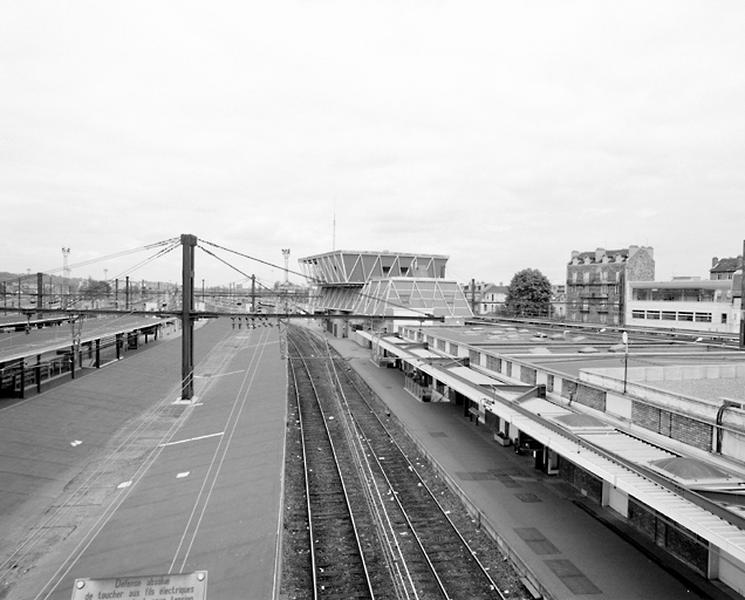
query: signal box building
298 250 472 336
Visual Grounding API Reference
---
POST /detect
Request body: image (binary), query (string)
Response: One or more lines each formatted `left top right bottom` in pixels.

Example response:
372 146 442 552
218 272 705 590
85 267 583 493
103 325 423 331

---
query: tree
505 268 552 317
80 278 111 300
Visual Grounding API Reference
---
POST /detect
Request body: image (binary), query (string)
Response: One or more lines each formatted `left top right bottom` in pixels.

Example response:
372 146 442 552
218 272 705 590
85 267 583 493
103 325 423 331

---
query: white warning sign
70 571 207 600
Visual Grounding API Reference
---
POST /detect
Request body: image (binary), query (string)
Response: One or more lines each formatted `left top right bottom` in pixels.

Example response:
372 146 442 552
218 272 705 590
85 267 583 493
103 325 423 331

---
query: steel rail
320 337 507 600
288 335 376 600
301 329 505 600
287 358 319 599
296 329 421 600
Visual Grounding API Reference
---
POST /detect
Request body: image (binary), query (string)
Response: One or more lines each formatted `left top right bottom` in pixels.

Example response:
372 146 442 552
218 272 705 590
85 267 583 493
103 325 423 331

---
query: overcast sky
2 1 744 289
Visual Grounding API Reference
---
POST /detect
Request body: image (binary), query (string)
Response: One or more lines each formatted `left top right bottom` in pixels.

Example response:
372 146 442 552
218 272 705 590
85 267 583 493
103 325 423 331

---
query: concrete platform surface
0 320 287 600
324 328 731 600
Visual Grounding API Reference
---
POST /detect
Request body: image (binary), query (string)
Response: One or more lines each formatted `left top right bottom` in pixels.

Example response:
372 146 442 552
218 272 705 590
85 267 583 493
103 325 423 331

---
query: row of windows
485 354 501 372
630 310 728 323
569 270 620 284
570 312 618 324
567 285 619 296
631 288 726 302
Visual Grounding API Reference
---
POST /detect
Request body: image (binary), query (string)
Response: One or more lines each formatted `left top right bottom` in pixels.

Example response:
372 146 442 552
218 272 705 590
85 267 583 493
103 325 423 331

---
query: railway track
282 325 523 600
287 336 377 599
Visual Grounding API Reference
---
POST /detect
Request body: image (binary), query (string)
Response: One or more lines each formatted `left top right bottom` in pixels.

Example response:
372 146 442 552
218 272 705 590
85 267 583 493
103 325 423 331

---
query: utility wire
197 244 259 284
197 244 305 312
198 239 435 318
50 242 180 314
199 238 321 285
109 241 180 282
0 237 181 285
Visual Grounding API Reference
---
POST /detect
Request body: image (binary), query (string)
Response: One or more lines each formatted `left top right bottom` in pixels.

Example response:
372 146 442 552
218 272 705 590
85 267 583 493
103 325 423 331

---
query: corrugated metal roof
364 330 745 563
555 414 614 431
409 347 442 358
579 431 675 463
519 398 572 418
446 365 498 385
383 336 409 345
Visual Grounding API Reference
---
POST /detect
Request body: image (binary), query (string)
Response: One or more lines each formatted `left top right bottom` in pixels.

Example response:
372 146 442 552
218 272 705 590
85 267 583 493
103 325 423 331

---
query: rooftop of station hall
398 322 745 404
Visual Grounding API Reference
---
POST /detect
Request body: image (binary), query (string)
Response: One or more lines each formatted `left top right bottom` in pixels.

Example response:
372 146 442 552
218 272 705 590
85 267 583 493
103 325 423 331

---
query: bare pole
470 278 477 314
37 272 43 313
181 234 197 400
251 274 256 313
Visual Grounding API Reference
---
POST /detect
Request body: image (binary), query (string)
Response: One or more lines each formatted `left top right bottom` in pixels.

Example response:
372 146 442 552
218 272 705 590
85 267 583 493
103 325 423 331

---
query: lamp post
622 330 629 393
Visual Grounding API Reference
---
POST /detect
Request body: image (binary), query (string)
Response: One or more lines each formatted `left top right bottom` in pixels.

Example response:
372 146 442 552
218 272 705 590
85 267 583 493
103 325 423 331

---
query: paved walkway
0 320 287 600
324 329 736 600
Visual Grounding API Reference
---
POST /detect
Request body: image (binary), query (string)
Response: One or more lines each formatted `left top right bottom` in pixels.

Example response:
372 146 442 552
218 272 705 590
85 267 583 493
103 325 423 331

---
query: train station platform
0 319 287 600
0 315 177 402
322 328 739 600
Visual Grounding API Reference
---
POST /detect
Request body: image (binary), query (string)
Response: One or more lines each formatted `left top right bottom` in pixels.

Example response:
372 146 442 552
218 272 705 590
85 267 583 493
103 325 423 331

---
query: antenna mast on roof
332 202 336 251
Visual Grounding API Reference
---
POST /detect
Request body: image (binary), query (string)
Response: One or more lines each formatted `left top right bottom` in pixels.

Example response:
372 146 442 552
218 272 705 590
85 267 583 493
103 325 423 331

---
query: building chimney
712 256 719 268
595 248 605 262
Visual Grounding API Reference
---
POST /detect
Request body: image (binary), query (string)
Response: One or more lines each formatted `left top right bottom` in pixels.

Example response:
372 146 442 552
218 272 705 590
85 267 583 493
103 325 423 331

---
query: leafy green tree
80 278 111 300
505 268 552 317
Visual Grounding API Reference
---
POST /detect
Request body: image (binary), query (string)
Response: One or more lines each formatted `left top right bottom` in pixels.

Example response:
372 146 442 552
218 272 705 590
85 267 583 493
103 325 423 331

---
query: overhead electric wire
198 248 275 297
57 241 180 315
0 237 180 286
199 239 436 318
108 240 180 282
200 238 316 284
197 244 305 313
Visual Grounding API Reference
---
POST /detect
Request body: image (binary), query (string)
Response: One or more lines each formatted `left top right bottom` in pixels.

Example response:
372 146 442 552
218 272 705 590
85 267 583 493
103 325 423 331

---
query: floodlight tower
62 247 71 278
62 247 71 308
282 248 290 285
281 248 291 315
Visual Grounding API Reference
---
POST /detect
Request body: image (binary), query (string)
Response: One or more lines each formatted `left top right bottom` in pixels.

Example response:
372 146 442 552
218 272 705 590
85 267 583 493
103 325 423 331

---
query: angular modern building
298 249 472 335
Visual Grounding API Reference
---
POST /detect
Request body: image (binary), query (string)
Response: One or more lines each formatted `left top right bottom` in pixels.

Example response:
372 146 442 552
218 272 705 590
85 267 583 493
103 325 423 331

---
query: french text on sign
71 571 207 600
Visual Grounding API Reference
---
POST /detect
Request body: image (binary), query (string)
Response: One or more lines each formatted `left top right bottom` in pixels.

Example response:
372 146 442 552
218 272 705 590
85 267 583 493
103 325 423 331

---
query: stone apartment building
710 255 743 280
462 281 509 315
566 246 655 325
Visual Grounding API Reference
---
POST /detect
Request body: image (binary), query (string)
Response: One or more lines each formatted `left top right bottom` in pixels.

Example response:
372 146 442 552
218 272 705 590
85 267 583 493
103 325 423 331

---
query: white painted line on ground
159 431 225 448
195 370 244 378
117 480 132 489
176 471 190 479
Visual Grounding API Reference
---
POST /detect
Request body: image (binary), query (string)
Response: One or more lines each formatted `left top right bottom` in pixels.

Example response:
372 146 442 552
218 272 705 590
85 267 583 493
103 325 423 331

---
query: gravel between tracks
280 338 530 600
